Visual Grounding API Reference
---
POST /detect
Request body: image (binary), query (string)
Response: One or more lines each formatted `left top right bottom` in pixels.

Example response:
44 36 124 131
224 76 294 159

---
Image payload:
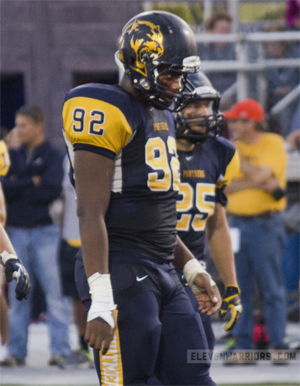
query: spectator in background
264 24 299 137
58 155 93 369
1 106 70 367
223 99 289 365
285 0 300 30
286 128 300 150
199 10 237 109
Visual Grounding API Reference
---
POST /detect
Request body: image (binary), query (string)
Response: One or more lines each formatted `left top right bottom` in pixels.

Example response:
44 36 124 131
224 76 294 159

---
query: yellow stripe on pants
99 311 123 386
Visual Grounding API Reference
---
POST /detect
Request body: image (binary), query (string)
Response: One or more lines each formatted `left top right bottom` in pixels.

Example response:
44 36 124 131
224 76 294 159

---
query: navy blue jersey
62 83 180 262
176 136 239 260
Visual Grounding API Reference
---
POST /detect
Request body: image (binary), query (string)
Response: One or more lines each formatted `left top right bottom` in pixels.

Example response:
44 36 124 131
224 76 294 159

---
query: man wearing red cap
223 98 289 364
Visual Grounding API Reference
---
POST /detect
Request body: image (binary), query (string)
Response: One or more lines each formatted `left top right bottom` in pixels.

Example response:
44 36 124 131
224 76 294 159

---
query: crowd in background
197 5 299 140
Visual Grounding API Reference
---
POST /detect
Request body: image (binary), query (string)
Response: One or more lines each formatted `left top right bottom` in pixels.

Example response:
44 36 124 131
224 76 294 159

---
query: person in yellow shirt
223 99 289 364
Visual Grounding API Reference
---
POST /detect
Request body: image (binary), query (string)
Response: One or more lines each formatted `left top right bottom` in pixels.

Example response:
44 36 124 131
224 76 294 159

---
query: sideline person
1 106 70 366
224 98 289 365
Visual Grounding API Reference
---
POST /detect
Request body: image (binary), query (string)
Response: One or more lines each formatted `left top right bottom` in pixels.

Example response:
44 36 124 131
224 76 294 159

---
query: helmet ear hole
120 47 136 68
141 53 150 63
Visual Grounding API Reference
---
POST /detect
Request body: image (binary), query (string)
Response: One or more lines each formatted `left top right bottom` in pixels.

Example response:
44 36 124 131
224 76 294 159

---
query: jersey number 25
176 183 215 231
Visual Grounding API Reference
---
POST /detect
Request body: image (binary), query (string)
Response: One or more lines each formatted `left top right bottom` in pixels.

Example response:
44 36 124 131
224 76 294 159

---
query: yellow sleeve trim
0 140 10 177
63 97 133 155
66 239 81 248
217 150 240 188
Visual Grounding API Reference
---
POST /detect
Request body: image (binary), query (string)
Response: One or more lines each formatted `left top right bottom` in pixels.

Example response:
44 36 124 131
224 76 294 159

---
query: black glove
219 285 242 331
271 188 285 201
1 251 31 300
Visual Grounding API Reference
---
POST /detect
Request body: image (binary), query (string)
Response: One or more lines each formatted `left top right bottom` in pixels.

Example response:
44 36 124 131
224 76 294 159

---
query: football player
0 139 31 360
0 139 31 301
176 72 242 350
62 10 220 386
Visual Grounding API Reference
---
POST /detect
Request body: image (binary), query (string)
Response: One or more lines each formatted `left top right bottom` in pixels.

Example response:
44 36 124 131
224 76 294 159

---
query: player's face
182 100 210 133
157 68 184 104
15 114 40 147
227 119 251 141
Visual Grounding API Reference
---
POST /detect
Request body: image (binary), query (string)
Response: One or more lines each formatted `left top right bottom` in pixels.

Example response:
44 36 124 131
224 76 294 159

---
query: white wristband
87 272 116 328
0 250 18 265
183 259 216 293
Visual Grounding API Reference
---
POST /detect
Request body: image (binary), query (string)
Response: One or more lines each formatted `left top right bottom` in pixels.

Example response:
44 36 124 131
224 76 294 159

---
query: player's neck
119 76 147 105
176 139 195 152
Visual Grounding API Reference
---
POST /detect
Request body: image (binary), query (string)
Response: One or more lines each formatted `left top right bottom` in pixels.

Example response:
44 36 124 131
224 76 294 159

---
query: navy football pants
75 256 216 386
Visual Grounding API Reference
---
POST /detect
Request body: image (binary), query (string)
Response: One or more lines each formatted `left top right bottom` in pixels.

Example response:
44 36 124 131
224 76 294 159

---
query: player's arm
74 150 116 354
173 236 221 315
206 203 237 286
0 223 31 300
206 203 242 330
0 182 6 226
0 181 31 300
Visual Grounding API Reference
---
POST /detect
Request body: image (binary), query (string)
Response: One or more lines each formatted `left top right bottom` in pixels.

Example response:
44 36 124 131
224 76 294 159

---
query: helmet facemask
137 59 202 112
176 74 225 143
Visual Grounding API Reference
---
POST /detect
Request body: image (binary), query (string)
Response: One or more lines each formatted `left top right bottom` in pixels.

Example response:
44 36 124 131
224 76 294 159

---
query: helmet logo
122 19 164 76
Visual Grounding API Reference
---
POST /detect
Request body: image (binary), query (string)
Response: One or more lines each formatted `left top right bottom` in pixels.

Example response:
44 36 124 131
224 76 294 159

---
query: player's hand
86 272 117 354
195 291 220 315
193 273 221 315
4 255 31 300
85 315 116 355
219 285 242 331
32 175 42 186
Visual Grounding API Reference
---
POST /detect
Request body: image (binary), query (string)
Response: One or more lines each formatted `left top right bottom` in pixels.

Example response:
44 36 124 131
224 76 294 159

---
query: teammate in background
62 11 221 386
224 99 288 365
0 140 31 362
175 72 242 351
0 226 31 301
0 140 9 227
58 155 93 369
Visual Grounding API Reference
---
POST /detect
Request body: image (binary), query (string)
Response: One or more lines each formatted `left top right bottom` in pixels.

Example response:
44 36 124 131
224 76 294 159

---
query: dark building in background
1 1 141 149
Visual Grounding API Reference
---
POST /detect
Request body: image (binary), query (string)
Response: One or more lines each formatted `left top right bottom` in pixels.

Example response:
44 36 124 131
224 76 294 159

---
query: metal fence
195 30 300 136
